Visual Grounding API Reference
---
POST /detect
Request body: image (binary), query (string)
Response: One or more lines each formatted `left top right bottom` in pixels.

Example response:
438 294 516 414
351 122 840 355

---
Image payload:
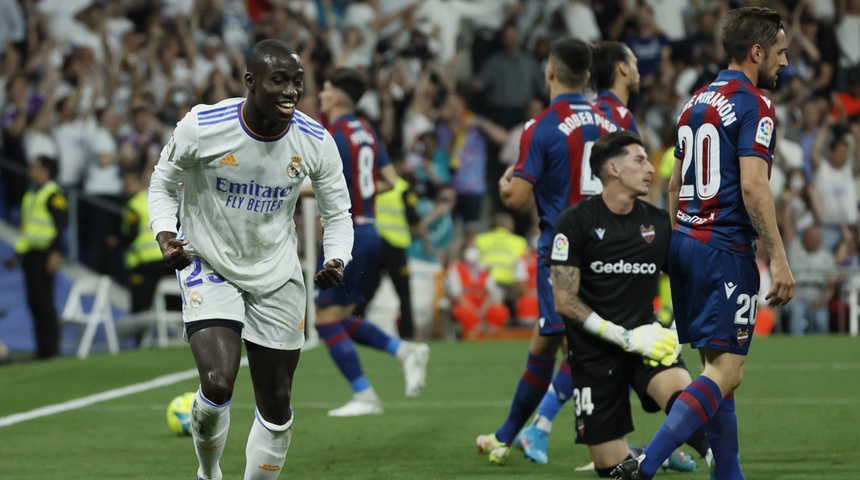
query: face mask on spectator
789 176 805 192
463 247 481 266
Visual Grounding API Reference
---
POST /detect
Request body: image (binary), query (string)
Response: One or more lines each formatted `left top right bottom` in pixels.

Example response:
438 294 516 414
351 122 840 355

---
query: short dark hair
247 39 298 74
722 7 784 65
829 130 850 151
589 131 644 180
549 37 593 89
327 67 367 106
591 41 630 92
35 155 59 179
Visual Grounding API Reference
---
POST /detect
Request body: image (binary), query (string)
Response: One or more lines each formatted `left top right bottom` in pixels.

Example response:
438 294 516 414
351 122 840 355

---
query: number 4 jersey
514 92 619 261
673 69 777 255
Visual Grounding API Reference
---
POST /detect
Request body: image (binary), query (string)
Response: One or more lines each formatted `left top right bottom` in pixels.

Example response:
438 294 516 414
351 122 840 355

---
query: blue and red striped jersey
327 113 391 221
514 92 618 260
673 69 777 254
595 90 639 134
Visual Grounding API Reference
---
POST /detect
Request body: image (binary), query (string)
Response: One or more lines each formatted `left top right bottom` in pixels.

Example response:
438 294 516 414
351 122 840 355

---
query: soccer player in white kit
148 39 353 480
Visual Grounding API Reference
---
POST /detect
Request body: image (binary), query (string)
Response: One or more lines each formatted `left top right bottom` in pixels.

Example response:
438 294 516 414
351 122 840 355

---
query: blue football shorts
537 261 566 336
315 224 381 308
668 231 760 355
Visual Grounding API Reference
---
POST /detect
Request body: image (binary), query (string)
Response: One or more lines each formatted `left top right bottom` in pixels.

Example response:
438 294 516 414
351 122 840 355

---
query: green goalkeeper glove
583 313 679 365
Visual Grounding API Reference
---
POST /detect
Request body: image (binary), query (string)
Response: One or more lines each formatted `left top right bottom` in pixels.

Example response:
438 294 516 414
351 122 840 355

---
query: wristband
583 311 606 336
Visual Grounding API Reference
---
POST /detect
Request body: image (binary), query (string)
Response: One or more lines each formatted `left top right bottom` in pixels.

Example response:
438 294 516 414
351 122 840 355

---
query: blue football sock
639 376 723 479
536 361 572 424
494 353 555 444
666 390 712 458
705 393 744 479
316 323 371 393
343 315 402 355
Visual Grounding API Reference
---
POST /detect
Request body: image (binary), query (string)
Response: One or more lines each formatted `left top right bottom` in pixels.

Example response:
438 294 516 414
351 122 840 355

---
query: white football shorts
176 256 306 350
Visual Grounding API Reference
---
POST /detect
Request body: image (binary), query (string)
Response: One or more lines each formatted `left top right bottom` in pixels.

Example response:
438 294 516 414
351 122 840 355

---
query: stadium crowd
2 0 860 342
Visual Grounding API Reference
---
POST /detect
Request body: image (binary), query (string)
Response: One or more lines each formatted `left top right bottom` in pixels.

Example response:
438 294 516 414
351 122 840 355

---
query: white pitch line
0 358 249 428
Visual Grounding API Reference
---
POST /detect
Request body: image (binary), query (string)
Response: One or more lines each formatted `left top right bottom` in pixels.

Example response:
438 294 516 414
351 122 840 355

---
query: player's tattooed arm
740 155 795 306
739 156 786 258
747 203 776 252
550 265 593 325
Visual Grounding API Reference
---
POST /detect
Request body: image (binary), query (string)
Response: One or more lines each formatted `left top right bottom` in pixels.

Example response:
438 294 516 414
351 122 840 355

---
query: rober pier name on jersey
215 177 293 213
557 109 618 136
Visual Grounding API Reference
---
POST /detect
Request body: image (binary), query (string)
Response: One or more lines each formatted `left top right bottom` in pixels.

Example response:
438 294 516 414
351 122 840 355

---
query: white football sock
244 409 293 480
395 342 412 361
535 415 553 433
354 387 379 403
192 389 232 480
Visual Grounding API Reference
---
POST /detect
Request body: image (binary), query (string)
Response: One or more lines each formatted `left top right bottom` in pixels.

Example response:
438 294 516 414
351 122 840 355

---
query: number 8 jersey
673 69 776 255
327 113 391 224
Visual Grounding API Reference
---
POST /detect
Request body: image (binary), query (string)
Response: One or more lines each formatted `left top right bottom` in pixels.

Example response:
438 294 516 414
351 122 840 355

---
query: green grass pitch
1 336 858 479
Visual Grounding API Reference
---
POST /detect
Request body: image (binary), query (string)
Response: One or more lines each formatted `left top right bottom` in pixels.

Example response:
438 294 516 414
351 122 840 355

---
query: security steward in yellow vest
120 171 174 315
474 211 530 325
3 156 67 359
357 175 421 338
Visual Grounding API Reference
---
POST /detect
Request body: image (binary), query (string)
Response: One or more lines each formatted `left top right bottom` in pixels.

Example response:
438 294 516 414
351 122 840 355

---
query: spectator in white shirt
812 130 859 251
787 225 838 334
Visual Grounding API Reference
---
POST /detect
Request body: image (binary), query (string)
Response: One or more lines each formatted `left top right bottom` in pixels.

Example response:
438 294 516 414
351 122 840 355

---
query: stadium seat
137 277 184 349
61 275 119 358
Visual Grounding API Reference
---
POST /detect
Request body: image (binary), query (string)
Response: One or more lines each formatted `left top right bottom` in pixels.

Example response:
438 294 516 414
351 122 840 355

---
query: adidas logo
219 153 239 167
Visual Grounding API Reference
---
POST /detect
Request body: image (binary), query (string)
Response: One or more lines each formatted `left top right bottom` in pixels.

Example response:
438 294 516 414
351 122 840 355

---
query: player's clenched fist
156 232 192 270
314 258 344 290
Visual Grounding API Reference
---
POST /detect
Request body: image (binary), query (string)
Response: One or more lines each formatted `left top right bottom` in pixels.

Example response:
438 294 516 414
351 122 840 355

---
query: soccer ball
166 392 196 435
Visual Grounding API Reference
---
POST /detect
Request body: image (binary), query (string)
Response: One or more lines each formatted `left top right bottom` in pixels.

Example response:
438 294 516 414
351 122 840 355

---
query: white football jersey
149 98 353 295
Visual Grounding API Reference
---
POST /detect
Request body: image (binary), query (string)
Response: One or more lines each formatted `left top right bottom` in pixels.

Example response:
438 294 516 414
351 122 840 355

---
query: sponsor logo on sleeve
755 116 774 147
550 233 569 261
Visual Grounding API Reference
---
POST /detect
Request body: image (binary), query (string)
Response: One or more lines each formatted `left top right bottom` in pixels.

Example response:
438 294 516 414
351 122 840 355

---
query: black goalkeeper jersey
548 195 671 364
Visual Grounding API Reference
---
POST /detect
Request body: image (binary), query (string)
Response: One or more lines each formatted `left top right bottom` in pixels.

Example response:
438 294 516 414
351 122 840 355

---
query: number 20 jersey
514 92 618 261
673 69 777 255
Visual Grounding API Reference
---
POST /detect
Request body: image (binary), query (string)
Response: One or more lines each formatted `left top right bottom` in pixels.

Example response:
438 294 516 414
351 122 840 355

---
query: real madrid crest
640 225 655 244
189 290 203 308
288 155 303 178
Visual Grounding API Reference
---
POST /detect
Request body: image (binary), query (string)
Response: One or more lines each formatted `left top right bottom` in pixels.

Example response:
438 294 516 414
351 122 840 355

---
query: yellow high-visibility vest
15 181 64 253
123 191 163 269
375 177 413 248
475 228 529 286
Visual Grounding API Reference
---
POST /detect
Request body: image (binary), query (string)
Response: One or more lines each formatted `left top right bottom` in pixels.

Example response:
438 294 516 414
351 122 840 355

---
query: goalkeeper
548 131 709 478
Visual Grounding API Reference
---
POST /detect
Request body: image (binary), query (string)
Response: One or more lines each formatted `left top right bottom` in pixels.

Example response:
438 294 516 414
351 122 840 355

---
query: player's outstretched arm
740 156 795 306
551 264 678 365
